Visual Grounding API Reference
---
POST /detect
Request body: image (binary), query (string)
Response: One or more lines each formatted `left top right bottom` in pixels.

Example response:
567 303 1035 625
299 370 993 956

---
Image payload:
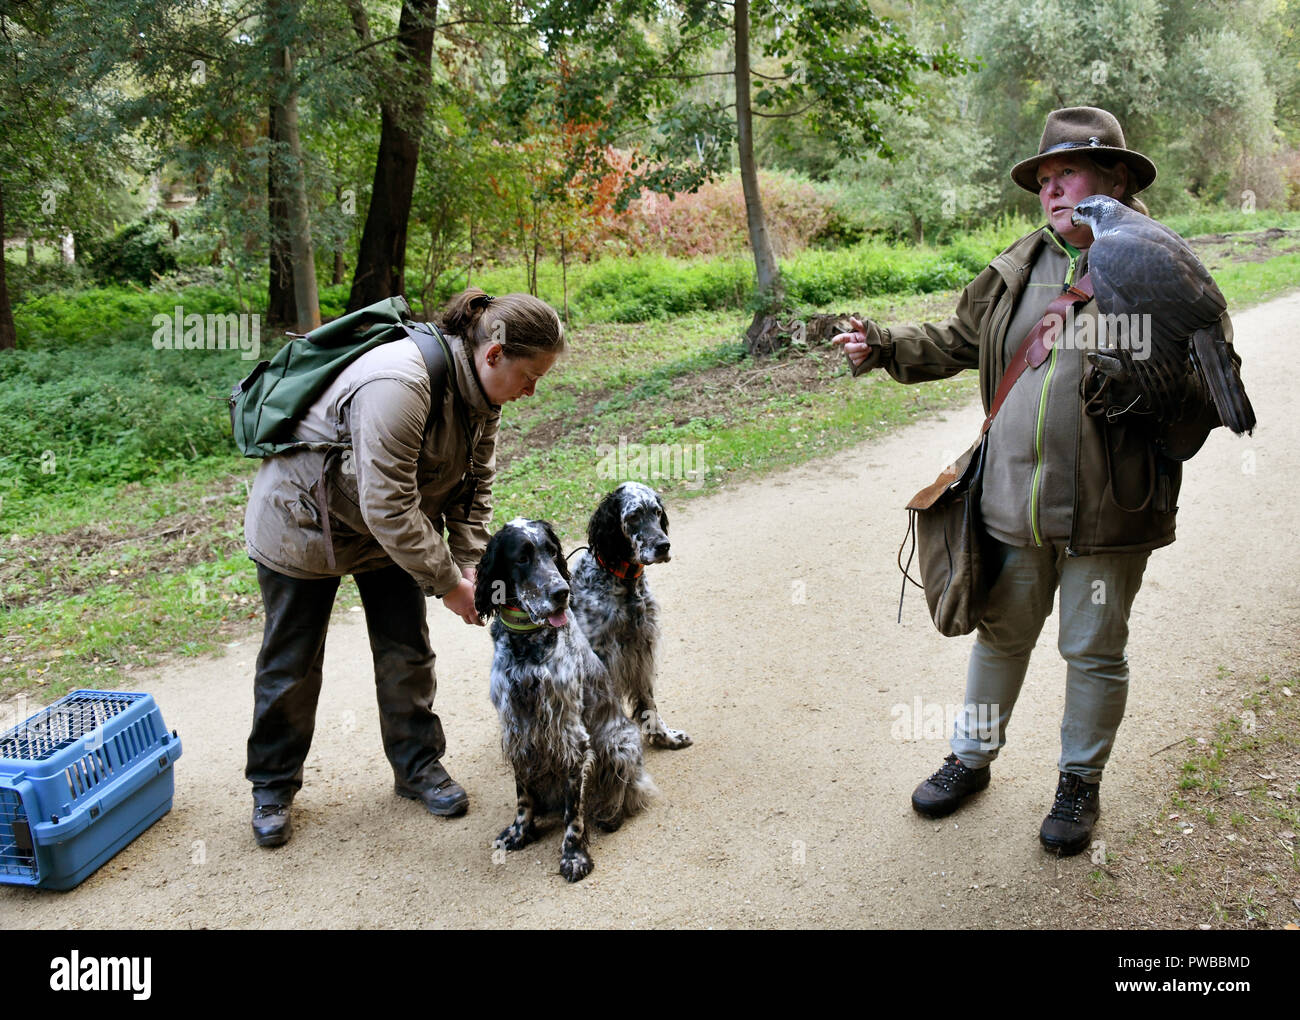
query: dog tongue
547 610 568 628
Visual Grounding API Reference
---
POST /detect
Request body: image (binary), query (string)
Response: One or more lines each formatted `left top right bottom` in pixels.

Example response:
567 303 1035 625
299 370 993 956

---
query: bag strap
403 321 480 519
980 273 1093 436
402 321 452 436
896 274 1095 622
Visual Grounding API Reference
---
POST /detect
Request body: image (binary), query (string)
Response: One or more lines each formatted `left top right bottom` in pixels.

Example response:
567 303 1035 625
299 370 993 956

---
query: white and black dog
570 482 692 749
475 518 654 882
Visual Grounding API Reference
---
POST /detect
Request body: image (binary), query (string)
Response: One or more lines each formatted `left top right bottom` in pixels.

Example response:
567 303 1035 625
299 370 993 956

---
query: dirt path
5 292 1298 929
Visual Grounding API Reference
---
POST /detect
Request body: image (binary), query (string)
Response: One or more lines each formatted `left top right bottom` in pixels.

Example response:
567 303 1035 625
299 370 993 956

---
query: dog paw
494 822 536 851
595 812 624 833
560 848 594 882
648 726 693 750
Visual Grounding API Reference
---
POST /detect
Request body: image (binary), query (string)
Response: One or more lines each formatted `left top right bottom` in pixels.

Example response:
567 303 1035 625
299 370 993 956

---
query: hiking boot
911 753 991 818
252 802 293 848
1039 772 1101 856
395 763 468 817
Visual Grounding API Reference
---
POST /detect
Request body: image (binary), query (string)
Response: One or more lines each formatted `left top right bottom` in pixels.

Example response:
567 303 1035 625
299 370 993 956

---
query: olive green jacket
245 332 499 596
849 226 1233 555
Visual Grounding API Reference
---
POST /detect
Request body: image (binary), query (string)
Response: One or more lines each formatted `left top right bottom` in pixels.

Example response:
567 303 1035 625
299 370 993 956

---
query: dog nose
653 541 670 561
547 582 570 606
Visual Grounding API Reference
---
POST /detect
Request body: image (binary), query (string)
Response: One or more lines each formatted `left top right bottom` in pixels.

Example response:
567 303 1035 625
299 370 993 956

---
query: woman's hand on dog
442 576 482 625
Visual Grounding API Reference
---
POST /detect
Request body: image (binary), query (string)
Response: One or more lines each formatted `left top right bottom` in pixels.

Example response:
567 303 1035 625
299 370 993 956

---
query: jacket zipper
1029 347 1059 546
1028 232 1080 546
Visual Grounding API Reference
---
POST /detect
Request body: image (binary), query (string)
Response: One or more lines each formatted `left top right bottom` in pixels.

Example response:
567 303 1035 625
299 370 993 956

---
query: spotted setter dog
475 518 654 882
570 482 692 750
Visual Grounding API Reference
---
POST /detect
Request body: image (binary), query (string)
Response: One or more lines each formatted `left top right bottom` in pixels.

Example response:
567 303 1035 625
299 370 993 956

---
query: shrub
0 341 244 515
82 217 179 286
13 285 254 350
631 170 840 259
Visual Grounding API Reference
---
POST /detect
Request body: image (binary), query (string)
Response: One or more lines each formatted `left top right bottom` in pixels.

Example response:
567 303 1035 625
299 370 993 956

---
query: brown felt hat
1010 106 1156 194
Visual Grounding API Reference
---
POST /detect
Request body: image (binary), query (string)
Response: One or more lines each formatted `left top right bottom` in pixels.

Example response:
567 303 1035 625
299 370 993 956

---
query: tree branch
640 69 733 80
753 102 816 119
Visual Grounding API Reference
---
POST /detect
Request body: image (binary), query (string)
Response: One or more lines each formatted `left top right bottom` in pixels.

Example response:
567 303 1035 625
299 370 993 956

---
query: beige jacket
244 332 499 597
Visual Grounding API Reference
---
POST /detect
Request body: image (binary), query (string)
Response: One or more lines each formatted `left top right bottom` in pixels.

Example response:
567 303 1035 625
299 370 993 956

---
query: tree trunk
530 194 540 296
269 0 320 332
466 210 474 288
560 229 569 324
332 180 346 285
736 0 785 351
267 100 296 327
0 182 16 351
346 0 438 312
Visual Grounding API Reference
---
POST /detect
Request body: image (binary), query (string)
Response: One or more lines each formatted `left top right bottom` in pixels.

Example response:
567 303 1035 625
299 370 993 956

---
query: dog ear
656 492 669 534
474 530 504 620
587 486 628 563
540 520 570 583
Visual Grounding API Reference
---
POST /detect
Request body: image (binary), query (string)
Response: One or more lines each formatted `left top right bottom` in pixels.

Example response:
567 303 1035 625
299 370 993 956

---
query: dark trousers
246 562 446 804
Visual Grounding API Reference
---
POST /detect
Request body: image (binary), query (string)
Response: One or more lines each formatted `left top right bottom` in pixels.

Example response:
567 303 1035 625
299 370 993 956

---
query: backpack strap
402 321 480 519
402 321 452 436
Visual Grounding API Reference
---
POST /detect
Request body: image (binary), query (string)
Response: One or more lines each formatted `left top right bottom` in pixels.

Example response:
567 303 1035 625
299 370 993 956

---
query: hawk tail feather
1190 325 1256 436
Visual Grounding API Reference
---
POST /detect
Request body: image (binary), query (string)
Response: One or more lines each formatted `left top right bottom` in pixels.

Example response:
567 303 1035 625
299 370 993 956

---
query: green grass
1163 208 1300 237
1208 255 1300 307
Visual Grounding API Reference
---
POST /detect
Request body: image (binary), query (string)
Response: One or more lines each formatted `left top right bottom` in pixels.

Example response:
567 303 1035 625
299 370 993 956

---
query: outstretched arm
832 261 1006 384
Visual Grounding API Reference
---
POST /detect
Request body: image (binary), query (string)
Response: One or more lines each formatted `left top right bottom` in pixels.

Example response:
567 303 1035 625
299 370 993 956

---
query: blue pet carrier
0 690 182 890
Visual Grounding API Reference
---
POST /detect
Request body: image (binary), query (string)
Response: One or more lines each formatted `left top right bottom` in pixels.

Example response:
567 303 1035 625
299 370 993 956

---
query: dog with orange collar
570 482 692 750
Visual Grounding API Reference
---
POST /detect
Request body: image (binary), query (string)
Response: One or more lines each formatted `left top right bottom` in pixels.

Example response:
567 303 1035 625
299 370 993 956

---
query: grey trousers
950 539 1149 782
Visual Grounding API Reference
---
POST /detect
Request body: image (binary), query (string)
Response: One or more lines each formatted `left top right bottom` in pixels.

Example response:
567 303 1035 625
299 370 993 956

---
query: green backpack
229 295 454 458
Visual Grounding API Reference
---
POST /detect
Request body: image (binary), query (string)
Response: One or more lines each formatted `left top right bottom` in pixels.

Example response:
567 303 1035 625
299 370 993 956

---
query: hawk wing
1087 214 1254 437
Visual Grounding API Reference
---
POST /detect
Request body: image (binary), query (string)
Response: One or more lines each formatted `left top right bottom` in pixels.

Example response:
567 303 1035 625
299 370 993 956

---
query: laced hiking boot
252 802 293 848
1039 772 1101 856
395 763 468 817
911 753 991 818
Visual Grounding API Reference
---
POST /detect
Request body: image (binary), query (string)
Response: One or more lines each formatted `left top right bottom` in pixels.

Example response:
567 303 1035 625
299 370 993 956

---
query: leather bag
899 275 1094 636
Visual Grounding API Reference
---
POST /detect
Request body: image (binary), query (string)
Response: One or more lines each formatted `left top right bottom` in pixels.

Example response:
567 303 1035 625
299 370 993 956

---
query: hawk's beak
1070 209 1083 227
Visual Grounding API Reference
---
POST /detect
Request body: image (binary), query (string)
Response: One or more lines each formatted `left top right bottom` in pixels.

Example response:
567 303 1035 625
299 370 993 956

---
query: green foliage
573 255 753 322
555 221 1026 322
965 0 1167 201
0 337 246 516
1163 208 1300 237
830 77 999 244
1161 29 1281 206
13 286 256 350
82 217 179 286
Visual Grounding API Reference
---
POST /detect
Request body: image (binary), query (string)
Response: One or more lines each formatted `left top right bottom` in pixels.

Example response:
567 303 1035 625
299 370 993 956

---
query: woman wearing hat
834 107 1225 855
243 288 564 847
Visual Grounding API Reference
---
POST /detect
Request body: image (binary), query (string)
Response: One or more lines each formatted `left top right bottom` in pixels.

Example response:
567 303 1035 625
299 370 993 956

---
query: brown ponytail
439 287 565 360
